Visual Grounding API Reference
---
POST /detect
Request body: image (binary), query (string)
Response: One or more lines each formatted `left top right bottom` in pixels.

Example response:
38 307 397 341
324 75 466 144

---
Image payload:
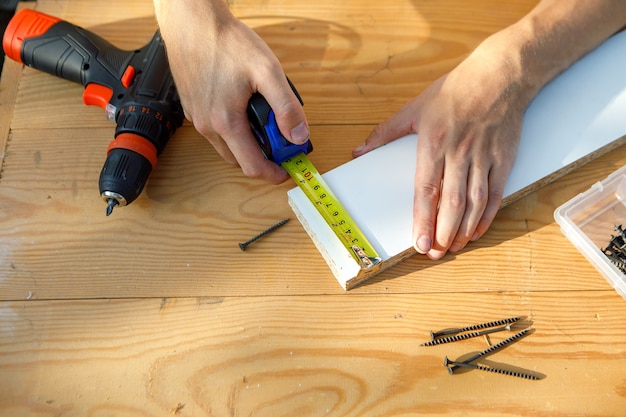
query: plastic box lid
554 164 626 300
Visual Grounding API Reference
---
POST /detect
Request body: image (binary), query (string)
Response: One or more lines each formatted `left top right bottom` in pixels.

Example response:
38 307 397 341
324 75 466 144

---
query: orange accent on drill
2 9 184 216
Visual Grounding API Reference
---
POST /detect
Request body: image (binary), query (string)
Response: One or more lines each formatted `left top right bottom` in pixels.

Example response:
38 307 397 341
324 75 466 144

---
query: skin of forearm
153 0 235 41
494 0 626 102
153 0 232 24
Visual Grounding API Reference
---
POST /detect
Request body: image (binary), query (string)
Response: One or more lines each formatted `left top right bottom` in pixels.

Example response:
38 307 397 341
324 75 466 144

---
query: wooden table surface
2 0 626 415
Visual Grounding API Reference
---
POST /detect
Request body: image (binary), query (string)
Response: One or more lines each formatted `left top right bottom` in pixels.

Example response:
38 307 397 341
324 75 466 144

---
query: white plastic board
288 31 626 290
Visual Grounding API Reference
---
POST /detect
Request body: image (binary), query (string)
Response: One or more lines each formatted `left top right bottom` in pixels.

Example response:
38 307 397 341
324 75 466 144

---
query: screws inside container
601 224 626 274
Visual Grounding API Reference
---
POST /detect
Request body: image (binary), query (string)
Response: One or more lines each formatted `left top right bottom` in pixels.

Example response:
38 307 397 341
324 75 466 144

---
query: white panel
288 31 626 289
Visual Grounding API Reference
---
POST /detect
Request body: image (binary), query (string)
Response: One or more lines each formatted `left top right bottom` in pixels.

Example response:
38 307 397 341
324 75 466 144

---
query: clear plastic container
554 165 626 300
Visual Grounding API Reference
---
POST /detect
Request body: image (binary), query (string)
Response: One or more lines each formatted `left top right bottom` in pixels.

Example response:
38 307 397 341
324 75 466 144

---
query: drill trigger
83 83 114 110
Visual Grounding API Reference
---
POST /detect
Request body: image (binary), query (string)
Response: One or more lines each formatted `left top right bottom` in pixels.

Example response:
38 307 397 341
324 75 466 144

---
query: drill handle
3 9 133 88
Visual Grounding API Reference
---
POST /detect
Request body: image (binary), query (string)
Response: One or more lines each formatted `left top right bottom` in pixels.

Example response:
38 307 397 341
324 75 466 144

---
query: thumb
260 77 310 145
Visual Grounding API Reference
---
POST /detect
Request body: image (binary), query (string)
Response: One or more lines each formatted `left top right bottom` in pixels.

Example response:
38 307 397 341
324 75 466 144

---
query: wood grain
3 0 626 415
2 292 626 416
2 123 624 300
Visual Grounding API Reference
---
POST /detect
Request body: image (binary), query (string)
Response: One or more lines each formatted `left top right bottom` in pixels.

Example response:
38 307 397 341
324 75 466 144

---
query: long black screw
444 357 540 380
429 316 522 340
446 328 532 374
421 324 512 346
239 218 289 251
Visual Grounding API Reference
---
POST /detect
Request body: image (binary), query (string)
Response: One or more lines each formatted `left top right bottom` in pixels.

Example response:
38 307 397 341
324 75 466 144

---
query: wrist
467 28 538 112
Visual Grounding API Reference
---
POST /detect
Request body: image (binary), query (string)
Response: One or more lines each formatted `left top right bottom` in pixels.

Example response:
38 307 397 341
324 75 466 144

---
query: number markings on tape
282 153 381 269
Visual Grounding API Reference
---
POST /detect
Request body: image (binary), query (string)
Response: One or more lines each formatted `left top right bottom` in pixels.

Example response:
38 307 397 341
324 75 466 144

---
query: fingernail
414 236 432 254
470 231 480 241
290 122 309 144
353 143 366 154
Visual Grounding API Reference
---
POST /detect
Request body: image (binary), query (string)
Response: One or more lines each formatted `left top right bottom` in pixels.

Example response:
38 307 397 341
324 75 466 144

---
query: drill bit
105 198 118 216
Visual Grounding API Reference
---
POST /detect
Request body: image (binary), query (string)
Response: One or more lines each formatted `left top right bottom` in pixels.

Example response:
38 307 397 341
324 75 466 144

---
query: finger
209 102 289 183
192 86 288 184
206 123 288 184
426 158 469 260
471 164 508 241
190 106 240 166
448 162 490 253
411 137 444 255
225 117 289 183
353 98 419 157
204 131 237 166
258 75 310 145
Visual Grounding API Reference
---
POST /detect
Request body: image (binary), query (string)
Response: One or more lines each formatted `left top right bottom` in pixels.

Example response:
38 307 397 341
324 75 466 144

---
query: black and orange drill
2 9 184 215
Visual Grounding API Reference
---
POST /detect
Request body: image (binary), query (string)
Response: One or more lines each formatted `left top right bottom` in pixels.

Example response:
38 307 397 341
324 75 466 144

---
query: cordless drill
2 9 184 216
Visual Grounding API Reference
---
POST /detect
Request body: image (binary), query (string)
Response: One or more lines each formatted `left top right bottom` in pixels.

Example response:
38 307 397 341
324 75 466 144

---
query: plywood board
288 31 626 290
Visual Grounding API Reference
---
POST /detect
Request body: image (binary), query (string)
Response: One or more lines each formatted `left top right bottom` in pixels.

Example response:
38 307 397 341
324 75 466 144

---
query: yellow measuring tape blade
282 152 382 269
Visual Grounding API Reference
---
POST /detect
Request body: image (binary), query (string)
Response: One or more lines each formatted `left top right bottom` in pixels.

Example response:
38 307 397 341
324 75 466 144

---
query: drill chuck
99 147 153 216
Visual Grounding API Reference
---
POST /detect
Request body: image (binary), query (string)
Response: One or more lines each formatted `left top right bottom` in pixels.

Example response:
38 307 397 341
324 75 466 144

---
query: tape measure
247 81 381 269
282 153 382 269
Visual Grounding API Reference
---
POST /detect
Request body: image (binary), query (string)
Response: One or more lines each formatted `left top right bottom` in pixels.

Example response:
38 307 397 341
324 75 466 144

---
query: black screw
239 218 289 251
444 357 540 380
608 255 626 273
429 316 522 340
601 225 626 274
421 324 512 347
446 328 532 373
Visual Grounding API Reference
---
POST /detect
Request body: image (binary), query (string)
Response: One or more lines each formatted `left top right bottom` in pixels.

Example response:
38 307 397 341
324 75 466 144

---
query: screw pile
421 317 542 380
601 224 626 274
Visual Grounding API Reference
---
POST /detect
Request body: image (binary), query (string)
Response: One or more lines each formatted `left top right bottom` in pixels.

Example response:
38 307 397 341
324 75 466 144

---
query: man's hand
354 36 525 260
354 0 626 260
153 0 309 184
